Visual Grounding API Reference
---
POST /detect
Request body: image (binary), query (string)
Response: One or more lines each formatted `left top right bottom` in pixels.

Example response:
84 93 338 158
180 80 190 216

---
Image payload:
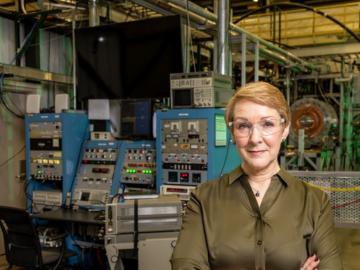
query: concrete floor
0 228 359 269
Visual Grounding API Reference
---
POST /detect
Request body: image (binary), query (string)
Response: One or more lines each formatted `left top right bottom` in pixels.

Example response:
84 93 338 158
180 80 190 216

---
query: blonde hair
225 81 290 127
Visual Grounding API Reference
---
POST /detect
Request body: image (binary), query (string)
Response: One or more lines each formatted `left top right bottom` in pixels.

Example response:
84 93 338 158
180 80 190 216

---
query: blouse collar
228 165 294 187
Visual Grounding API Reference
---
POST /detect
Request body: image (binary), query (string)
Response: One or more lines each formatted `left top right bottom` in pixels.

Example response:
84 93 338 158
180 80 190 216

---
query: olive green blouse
171 166 342 270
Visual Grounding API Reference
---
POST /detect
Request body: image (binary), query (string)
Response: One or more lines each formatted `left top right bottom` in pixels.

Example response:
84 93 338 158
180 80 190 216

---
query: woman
171 82 342 270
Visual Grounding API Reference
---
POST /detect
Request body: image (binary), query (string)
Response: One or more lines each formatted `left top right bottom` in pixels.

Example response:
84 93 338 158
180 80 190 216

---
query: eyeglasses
228 117 285 138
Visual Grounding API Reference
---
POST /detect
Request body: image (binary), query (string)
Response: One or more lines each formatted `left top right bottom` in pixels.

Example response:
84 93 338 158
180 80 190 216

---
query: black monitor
75 15 184 108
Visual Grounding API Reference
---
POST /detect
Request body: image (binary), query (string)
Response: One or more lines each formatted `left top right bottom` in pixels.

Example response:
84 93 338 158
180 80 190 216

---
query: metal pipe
217 0 229 75
286 69 290 106
149 0 216 28
89 0 99 27
241 33 246 86
20 0 27 14
213 0 218 72
165 0 314 72
254 40 259 81
339 82 344 162
131 0 173 16
72 20 76 109
138 0 301 70
181 17 190 72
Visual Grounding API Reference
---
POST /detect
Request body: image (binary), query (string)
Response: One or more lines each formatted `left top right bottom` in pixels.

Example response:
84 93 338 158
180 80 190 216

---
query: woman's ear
282 123 290 140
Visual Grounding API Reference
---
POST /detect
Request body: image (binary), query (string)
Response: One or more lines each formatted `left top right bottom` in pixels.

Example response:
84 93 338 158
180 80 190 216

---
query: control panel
29 122 63 181
25 113 89 209
156 108 241 192
119 141 156 193
161 119 208 184
32 190 62 212
72 141 121 206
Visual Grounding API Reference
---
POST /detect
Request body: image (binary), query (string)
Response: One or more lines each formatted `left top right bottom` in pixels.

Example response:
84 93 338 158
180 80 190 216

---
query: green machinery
281 75 360 171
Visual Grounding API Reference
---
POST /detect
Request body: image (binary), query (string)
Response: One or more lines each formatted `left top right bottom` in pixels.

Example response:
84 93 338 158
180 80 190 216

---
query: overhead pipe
20 0 27 14
217 0 230 75
134 0 310 72
89 0 99 26
164 0 314 72
142 0 297 70
213 0 218 72
131 0 173 16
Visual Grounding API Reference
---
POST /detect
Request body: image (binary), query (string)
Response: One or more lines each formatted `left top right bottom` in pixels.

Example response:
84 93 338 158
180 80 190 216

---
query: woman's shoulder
191 170 234 200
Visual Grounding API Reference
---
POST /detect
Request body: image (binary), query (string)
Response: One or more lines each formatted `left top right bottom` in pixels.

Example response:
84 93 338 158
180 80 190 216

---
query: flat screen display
76 15 183 108
172 89 192 107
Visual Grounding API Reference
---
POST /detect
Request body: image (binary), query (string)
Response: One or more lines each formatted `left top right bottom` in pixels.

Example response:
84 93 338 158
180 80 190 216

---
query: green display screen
215 114 227 146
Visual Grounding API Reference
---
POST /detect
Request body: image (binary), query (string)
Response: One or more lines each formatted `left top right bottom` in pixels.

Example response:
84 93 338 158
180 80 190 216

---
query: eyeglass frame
228 117 286 138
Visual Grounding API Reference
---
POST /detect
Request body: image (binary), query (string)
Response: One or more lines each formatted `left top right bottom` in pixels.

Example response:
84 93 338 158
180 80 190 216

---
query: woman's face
231 99 289 173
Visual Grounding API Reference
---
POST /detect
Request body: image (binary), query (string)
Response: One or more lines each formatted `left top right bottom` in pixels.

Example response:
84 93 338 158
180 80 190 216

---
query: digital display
215 114 227 146
80 192 90 201
172 89 192 107
92 168 110 173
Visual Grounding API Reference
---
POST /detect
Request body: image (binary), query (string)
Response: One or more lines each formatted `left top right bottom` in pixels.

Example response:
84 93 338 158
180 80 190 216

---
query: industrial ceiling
0 0 359 48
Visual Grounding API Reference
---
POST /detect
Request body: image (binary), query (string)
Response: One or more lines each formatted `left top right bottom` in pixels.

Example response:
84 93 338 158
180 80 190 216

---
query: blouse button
257 240 263 245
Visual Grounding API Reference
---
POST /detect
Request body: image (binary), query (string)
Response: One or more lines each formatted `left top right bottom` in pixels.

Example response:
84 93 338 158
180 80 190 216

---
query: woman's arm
171 192 210 270
311 192 342 270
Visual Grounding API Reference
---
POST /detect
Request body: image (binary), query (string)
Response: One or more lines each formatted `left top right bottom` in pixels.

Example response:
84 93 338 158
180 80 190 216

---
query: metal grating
290 171 360 228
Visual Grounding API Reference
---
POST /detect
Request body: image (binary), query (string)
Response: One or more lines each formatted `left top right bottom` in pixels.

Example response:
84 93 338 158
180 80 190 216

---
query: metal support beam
241 32 246 86
181 17 191 72
217 0 229 75
297 129 305 168
89 0 99 26
72 20 76 109
254 40 259 82
213 0 218 72
0 64 72 85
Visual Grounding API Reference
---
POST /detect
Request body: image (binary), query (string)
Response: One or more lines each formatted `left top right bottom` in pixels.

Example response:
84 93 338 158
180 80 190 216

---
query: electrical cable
0 145 25 168
51 240 65 270
3 92 25 115
219 128 232 177
0 87 24 118
0 14 46 119
233 2 360 43
332 197 360 210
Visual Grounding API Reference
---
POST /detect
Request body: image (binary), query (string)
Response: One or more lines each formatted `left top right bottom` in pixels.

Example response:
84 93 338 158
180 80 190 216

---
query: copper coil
291 104 324 139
